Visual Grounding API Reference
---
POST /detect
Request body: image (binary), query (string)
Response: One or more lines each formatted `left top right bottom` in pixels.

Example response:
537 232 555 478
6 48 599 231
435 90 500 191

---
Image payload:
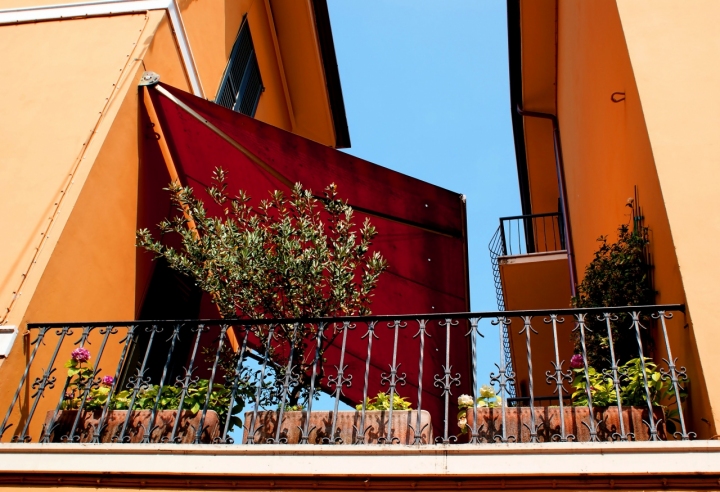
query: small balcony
489 212 571 312
2 305 720 489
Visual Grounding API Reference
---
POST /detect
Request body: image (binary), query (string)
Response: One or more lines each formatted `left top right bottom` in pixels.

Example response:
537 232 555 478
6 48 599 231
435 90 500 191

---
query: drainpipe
516 105 577 297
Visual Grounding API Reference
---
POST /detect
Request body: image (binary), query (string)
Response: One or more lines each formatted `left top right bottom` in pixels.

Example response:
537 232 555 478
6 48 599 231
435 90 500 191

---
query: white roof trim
0 0 204 98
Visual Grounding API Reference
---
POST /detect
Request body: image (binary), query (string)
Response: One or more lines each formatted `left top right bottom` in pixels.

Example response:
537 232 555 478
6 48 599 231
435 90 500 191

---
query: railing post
499 219 508 256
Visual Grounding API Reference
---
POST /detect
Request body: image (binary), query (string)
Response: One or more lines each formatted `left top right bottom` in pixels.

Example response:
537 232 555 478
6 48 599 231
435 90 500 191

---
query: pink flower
570 354 584 369
101 375 114 386
71 347 91 363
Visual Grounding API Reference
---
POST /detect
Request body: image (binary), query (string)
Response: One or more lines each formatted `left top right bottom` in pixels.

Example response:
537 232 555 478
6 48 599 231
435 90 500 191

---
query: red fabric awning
141 83 472 435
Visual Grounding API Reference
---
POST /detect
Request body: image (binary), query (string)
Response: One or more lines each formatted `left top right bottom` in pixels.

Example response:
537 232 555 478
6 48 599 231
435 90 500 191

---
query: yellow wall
555 0 712 435
615 0 720 436
512 0 716 436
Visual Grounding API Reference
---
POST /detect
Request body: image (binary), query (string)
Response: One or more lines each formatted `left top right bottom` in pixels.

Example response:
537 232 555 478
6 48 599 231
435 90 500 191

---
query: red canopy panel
142 83 472 436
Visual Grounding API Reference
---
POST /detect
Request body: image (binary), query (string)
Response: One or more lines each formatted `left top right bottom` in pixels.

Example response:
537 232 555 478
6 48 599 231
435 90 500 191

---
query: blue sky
327 0 522 313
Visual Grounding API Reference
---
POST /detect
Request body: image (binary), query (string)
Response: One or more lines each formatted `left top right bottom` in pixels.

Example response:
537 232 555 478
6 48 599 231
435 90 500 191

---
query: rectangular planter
463 406 666 442
244 410 433 444
44 410 221 443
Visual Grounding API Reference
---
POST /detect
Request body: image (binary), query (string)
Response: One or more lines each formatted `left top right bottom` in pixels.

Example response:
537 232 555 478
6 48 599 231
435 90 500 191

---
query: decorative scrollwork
545 361 572 393
412 319 431 339
434 434 457 444
433 366 460 395
30 368 57 398
361 321 379 340
327 364 353 392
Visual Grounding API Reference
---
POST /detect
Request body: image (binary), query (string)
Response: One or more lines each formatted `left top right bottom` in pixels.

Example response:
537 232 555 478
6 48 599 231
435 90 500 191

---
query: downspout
516 106 577 297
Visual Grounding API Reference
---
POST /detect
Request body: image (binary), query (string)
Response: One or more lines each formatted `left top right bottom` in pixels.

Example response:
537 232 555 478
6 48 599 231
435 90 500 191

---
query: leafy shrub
572 224 654 368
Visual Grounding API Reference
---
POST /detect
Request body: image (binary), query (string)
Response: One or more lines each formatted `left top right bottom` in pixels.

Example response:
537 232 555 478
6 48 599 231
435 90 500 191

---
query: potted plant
136 169 398 439
571 221 654 370
458 357 675 442
568 355 679 441
246 392 432 445
43 347 246 443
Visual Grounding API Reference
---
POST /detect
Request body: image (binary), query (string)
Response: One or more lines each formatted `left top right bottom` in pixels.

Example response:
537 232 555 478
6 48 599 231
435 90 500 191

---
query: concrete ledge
499 251 568 265
0 441 719 478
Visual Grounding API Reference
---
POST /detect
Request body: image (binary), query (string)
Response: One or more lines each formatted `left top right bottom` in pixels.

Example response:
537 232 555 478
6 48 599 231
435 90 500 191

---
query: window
215 20 263 116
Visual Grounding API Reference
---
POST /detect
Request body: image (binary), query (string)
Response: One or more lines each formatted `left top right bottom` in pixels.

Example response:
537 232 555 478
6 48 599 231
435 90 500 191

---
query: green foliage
356 392 412 411
571 357 685 406
572 224 654 368
278 404 304 412
571 365 618 407
63 358 249 432
136 168 387 321
136 169 388 407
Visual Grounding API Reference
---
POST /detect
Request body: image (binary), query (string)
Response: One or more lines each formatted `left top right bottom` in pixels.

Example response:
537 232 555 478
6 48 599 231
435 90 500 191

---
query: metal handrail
498 212 565 256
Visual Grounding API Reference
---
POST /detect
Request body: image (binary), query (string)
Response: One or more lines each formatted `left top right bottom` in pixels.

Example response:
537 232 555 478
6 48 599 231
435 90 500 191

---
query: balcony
1 305 719 488
489 212 571 313
1 305 699 444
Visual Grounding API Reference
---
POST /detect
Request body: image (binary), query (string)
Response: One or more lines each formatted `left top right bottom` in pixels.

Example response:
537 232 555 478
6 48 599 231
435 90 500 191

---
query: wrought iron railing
0 305 694 445
498 212 565 256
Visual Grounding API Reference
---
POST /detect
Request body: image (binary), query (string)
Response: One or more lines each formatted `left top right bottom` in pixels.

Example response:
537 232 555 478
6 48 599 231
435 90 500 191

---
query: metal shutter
215 21 263 117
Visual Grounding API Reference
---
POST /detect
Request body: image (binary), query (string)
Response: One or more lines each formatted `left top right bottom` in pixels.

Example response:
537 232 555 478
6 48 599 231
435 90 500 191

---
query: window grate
215 21 263 117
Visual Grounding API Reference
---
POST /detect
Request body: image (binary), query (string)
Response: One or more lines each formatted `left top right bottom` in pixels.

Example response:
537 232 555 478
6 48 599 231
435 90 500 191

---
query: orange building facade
498 0 720 442
0 0 720 490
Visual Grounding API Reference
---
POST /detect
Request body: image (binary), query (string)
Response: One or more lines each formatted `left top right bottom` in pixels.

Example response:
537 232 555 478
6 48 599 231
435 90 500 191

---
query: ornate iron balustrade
0 304 694 445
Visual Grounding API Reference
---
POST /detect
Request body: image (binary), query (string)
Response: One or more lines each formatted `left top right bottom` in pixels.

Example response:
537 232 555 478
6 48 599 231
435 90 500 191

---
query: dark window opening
120 260 203 388
215 20 263 117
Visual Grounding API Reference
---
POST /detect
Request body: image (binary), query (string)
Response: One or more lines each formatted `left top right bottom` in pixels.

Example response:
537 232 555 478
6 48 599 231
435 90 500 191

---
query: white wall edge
0 326 17 358
0 441 718 477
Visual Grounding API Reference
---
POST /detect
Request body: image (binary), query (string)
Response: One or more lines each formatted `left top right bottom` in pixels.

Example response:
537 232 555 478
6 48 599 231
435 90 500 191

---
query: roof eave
311 0 351 149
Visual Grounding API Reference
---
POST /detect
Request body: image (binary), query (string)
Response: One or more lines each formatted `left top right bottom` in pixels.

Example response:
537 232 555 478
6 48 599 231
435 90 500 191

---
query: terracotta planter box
245 410 433 444
463 406 666 442
43 410 221 443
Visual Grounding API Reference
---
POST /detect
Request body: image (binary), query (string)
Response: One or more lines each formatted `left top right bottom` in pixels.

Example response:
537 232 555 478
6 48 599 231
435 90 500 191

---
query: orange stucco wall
268 0 336 146
615 0 720 436
0 11 170 440
500 254 573 397
555 0 711 436
0 13 157 329
0 0 343 439
520 0 560 216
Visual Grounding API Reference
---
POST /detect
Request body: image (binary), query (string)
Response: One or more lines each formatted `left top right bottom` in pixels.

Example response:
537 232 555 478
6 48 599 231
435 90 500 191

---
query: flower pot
463 406 665 442
244 410 433 444
43 410 221 443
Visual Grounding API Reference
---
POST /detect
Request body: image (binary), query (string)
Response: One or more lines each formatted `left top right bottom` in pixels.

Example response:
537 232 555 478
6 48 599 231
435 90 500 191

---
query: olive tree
137 168 387 407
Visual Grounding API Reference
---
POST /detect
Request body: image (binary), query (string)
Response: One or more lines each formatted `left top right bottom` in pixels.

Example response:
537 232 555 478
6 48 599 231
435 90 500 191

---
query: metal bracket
139 71 160 87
